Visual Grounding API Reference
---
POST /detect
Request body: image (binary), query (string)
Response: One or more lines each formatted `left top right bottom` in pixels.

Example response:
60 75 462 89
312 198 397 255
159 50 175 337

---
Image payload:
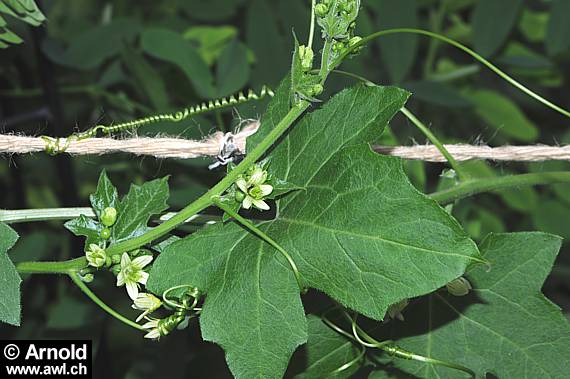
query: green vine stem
335 28 570 119
400 107 468 181
429 171 570 204
68 272 145 332
104 102 309 258
308 0 316 49
16 257 86 274
0 207 218 225
211 196 304 291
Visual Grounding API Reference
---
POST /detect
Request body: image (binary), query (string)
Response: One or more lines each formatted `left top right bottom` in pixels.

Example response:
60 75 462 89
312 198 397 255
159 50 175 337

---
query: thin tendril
321 309 475 378
329 345 366 375
68 272 144 331
211 196 305 292
162 284 200 310
337 28 570 119
39 86 274 155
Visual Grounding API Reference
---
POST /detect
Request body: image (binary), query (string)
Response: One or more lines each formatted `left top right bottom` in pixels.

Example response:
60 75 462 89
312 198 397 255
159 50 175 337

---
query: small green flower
141 318 162 340
100 228 111 240
446 277 472 296
116 252 153 300
132 293 162 322
315 3 328 17
86 244 107 268
298 45 314 71
101 207 117 227
233 164 274 211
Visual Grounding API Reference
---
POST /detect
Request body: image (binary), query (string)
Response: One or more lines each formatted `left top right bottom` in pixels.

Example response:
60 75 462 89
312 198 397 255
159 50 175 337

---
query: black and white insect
208 132 244 170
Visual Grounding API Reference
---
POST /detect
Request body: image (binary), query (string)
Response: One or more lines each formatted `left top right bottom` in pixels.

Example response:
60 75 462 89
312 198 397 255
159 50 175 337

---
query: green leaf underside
0 222 21 326
65 173 168 246
372 232 570 379
149 83 482 378
112 177 169 243
292 315 361 379
64 215 103 246
90 170 119 219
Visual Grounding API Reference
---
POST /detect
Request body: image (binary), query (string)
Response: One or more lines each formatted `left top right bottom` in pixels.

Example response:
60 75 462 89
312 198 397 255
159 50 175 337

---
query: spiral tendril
40 86 274 155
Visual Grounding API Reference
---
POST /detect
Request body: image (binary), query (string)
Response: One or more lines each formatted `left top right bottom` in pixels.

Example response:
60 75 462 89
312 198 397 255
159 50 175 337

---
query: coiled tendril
40 86 274 155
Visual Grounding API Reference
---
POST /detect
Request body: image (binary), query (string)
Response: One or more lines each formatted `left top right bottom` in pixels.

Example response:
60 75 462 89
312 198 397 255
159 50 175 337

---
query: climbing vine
1 1 570 378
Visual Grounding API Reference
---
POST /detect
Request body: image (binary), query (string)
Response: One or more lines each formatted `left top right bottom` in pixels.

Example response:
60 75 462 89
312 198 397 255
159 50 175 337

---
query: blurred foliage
1 0 569 378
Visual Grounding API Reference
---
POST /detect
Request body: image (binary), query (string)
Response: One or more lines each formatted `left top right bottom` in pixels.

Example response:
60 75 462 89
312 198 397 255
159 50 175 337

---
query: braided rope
2 133 570 162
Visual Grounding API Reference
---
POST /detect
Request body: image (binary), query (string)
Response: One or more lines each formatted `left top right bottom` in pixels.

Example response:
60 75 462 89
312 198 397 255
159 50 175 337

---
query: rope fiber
1 125 569 162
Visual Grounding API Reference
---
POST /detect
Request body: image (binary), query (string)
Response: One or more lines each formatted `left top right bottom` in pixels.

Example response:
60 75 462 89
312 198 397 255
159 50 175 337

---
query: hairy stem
336 28 570 119
429 172 570 204
212 197 304 291
68 272 144 331
401 107 468 181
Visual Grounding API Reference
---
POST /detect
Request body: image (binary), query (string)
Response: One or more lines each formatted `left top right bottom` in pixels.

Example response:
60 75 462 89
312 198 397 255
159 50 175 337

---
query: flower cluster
233 164 274 211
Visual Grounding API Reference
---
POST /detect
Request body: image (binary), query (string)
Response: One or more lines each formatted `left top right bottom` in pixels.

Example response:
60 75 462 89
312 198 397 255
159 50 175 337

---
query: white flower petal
126 281 139 300
132 255 153 269
242 196 253 209
142 320 159 329
121 252 131 268
259 184 273 196
116 272 125 287
136 311 149 323
144 329 161 340
252 199 270 211
235 178 248 193
138 271 149 285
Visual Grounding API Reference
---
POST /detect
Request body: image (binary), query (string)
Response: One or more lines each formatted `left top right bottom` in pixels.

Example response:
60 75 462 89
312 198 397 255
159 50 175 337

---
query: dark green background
1 0 569 377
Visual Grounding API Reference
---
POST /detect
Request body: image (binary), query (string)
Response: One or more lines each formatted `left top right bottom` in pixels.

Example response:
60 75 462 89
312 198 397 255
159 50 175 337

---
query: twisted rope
1 128 570 162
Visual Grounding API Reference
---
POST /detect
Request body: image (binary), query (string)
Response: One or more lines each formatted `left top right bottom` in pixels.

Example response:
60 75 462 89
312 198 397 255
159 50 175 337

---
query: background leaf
369 0 418 83
471 0 524 57
546 0 570 56
140 28 215 98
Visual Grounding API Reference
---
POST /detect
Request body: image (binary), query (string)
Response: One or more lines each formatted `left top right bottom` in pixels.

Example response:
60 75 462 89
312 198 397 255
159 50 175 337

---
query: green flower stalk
85 244 107 268
116 252 153 300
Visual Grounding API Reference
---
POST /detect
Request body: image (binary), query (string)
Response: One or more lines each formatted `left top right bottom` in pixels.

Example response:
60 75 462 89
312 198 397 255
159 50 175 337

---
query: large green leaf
371 232 570 378
471 0 524 57
0 222 21 326
89 170 119 220
149 84 482 378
